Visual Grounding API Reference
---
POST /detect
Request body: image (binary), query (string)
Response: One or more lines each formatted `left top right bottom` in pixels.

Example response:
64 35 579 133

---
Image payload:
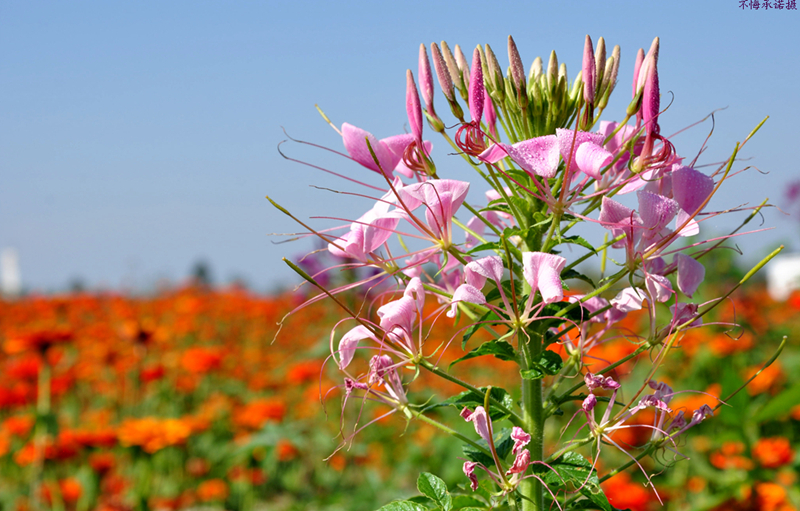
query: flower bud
455 44 471 99
546 50 558 91
484 44 504 100
594 36 606 94
508 35 526 92
606 45 620 97
418 44 436 117
431 43 455 102
529 56 543 84
582 35 596 105
582 393 597 412
440 41 462 95
468 47 485 124
632 47 644 99
406 70 423 144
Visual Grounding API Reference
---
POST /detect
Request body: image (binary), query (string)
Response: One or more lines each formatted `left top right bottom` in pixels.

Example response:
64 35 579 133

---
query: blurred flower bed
0 266 798 511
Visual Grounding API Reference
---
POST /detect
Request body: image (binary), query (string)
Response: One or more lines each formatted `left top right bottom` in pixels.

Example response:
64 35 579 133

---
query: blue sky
1 0 797 292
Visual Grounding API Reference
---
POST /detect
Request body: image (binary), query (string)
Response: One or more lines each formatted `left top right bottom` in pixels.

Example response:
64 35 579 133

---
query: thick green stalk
519 327 544 511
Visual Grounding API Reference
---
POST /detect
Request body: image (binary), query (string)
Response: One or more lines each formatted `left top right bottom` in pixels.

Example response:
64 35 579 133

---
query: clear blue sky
1 0 797 292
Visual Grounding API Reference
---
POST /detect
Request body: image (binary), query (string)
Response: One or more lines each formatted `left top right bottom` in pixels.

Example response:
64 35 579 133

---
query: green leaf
376 500 430 511
449 496 487 509
520 350 563 380
463 427 514 467
562 268 595 287
462 310 503 349
450 340 516 368
466 241 502 254
559 235 596 252
754 380 800 422
425 387 514 422
417 473 452 511
534 451 600 492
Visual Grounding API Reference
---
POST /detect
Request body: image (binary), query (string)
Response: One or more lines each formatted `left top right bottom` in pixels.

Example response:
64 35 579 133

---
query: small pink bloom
582 393 598 412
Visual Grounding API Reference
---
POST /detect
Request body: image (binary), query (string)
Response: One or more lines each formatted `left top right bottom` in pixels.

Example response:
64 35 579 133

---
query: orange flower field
0 276 798 511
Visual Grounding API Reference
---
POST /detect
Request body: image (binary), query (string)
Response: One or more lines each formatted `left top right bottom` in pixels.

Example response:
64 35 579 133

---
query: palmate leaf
424 386 514 422
450 340 516 368
519 350 563 380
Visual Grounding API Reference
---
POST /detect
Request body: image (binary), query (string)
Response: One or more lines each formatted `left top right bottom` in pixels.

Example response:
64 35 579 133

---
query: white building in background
766 253 800 301
1 248 22 298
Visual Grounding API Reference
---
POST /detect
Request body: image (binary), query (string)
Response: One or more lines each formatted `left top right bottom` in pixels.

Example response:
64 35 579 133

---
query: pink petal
449 284 486 317
575 141 612 180
463 406 493 445
510 427 531 456
676 254 705 297
645 273 673 303
555 129 603 171
341 123 395 174
671 166 714 216
611 287 645 312
637 190 678 234
463 461 479 491
403 277 426 312
478 135 561 178
674 209 700 237
466 256 504 287
506 449 531 476
377 296 417 334
522 252 567 304
338 325 378 369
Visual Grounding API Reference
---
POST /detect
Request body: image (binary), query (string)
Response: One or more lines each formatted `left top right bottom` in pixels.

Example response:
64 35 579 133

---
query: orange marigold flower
2 415 35 438
58 478 82 504
286 360 322 385
180 347 223 374
709 441 754 471
4 329 73 355
117 417 192 453
755 482 791 511
276 439 298 462
752 437 795 469
601 471 653 511
88 452 115 474
744 362 784 396
232 399 286 430
197 479 228 502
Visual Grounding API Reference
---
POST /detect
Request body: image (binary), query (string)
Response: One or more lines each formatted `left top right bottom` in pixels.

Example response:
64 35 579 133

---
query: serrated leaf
451 340 516 368
425 387 513 422
376 500 430 511
417 473 452 511
520 350 563 380
463 427 514 466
